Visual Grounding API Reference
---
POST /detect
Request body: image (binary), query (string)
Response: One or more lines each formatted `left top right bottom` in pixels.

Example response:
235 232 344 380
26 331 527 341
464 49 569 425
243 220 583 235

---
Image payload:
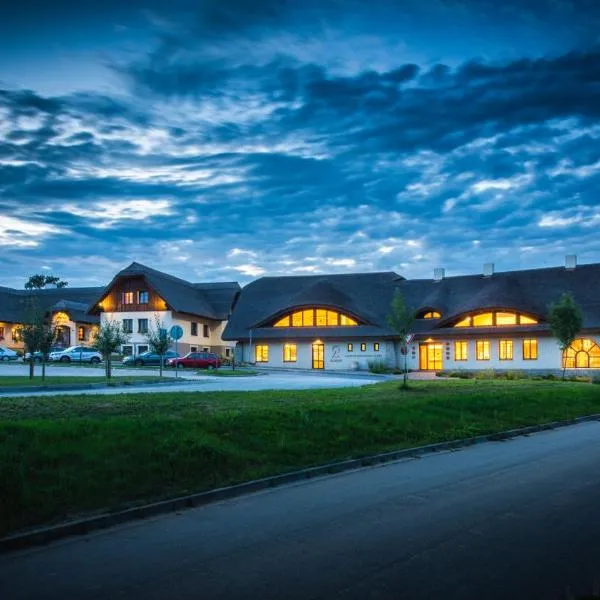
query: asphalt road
3 421 600 599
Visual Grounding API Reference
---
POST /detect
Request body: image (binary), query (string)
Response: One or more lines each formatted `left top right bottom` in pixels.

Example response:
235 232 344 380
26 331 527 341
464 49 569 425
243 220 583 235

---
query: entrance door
312 342 324 369
56 326 71 348
419 343 443 371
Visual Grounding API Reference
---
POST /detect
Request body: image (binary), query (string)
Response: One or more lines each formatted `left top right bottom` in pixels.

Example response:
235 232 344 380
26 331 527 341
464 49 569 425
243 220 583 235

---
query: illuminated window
347 343 353 352
271 309 359 327
255 345 269 362
122 292 134 305
496 312 517 326
12 327 20 342
138 291 149 304
374 342 380 351
78 326 85 341
283 343 297 362
523 339 538 360
562 338 600 368
454 312 538 328
499 340 513 360
419 311 442 319
473 313 493 327
0 326 4 340
360 343 367 352
476 340 490 360
454 341 468 361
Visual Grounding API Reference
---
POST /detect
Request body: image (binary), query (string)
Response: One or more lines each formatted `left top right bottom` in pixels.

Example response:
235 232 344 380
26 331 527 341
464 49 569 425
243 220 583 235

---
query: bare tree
92 320 130 381
144 317 173 379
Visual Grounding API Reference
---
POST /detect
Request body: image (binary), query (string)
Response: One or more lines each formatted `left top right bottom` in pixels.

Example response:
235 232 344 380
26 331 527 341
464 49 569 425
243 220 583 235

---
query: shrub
474 369 496 380
367 360 389 374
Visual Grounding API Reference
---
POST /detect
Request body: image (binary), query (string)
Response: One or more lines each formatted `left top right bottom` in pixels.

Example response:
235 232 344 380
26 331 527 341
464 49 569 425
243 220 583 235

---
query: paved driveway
0 367 383 397
3 421 600 599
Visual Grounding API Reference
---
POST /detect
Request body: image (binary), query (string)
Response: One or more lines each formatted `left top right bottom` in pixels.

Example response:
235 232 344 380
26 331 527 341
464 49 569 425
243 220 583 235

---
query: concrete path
3 421 600 599
0 371 382 397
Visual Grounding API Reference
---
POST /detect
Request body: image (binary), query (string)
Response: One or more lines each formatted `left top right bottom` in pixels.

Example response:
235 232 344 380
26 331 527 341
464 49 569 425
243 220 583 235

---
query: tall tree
92 321 130 380
144 317 173 379
387 290 415 389
548 292 583 379
25 275 68 290
18 298 44 380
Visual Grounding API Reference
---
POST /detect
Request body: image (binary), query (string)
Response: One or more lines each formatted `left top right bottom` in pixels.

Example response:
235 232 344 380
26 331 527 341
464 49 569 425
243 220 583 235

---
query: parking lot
0 363 383 397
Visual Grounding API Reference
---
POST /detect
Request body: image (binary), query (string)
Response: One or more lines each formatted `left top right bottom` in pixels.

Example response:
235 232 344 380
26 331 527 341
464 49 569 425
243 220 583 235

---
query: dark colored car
122 350 179 367
166 352 220 369
24 345 65 362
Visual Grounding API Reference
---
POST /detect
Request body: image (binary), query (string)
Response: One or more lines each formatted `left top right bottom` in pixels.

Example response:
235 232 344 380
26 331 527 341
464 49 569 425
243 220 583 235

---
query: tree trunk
29 357 34 380
42 359 46 382
403 349 408 389
159 356 163 379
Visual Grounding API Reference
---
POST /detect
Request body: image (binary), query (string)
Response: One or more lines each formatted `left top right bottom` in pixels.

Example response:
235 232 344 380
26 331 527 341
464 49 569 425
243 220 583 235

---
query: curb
3 412 600 553
0 378 199 395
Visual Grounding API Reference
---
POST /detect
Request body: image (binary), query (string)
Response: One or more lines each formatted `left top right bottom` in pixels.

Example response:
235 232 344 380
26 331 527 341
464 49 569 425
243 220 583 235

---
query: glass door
312 342 324 369
419 343 443 370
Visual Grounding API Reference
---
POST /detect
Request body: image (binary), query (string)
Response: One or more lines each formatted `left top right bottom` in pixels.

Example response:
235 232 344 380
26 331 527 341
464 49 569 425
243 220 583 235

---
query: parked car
24 345 65 362
167 352 220 369
0 346 19 362
48 346 102 364
122 350 179 367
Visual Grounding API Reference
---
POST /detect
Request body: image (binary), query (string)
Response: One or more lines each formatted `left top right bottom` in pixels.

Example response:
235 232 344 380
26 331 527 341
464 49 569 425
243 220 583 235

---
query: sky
1 0 600 288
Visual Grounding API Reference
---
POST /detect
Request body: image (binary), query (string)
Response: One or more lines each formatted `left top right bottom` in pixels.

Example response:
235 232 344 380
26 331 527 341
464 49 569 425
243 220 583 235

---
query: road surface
2 421 600 599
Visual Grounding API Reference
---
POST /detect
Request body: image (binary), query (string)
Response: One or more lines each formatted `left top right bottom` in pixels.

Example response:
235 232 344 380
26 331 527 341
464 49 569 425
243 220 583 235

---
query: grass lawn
199 369 260 377
1 379 600 537
0 376 164 388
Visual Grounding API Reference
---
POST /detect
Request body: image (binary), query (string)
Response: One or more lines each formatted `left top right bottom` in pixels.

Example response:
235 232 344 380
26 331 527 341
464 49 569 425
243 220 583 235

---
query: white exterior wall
101 310 234 355
238 338 392 370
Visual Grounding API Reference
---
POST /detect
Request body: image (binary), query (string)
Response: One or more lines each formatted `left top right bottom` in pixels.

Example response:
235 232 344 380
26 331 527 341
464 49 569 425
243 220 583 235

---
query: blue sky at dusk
1 0 600 288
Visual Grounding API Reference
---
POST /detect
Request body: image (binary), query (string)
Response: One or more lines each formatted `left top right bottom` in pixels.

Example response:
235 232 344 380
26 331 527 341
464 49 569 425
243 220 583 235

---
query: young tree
92 320 130 380
25 275 68 289
18 300 44 380
38 320 58 382
548 292 583 379
144 317 173 379
387 290 415 389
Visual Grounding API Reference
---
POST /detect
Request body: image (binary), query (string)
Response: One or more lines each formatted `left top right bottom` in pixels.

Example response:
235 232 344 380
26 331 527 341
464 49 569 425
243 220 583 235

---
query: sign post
169 325 184 378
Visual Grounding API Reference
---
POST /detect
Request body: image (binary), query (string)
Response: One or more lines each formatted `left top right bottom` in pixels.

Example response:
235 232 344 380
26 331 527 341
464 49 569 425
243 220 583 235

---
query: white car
48 346 102 364
0 346 18 362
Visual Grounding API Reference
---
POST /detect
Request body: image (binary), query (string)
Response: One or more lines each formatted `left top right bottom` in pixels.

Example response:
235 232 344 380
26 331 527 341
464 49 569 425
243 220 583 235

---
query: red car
167 352 220 369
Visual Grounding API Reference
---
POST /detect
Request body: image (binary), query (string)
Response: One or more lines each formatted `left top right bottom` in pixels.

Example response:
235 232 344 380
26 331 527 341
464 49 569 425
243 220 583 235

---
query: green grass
0 376 164 388
199 369 260 377
1 379 600 537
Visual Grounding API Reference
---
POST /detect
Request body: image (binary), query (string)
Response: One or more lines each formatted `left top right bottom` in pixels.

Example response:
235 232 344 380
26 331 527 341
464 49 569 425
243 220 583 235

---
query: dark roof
89 262 240 321
0 286 102 324
223 263 600 341
222 272 403 341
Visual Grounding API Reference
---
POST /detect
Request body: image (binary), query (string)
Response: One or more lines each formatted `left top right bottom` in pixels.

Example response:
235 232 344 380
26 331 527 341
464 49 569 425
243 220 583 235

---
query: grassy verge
199 369 260 377
0 376 164 388
1 379 600 537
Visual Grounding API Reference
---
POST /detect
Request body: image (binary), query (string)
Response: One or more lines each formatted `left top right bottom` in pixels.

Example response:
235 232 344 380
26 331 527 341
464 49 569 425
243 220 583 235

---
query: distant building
0 286 102 351
223 256 600 372
88 262 240 357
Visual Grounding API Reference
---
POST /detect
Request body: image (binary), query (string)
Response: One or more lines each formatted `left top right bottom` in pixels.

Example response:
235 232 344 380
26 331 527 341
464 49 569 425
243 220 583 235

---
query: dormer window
272 308 359 327
418 311 441 319
122 292 134 305
138 290 149 304
454 312 538 327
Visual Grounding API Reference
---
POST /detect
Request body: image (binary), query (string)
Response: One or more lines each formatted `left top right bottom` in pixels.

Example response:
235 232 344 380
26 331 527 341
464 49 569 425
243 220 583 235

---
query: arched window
562 339 600 369
453 311 538 327
272 308 359 327
418 311 441 319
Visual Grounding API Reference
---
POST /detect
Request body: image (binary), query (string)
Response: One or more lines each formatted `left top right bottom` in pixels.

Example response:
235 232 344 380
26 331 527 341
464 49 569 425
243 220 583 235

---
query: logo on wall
330 345 342 362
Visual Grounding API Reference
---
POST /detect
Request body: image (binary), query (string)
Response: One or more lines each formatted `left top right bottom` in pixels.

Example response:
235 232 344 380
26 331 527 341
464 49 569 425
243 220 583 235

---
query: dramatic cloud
1 0 600 287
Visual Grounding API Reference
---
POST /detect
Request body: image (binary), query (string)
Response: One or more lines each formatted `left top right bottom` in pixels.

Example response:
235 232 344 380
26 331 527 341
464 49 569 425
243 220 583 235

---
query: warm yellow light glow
271 308 359 327
454 341 468 361
283 343 297 362
563 338 600 368
523 339 538 360
53 312 70 325
421 311 441 319
499 339 513 360
454 311 539 328
255 345 269 362
476 340 490 360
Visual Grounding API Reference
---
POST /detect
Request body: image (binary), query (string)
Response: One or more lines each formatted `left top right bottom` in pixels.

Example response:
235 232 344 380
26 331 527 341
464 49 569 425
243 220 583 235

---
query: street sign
405 334 414 345
170 325 183 340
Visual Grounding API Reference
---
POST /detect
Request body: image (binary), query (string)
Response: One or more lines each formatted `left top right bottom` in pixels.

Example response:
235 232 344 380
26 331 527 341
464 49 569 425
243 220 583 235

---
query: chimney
565 254 577 270
433 268 445 282
483 262 494 278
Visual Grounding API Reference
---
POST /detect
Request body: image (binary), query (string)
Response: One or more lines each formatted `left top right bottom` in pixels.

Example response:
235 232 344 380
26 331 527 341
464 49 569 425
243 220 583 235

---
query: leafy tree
38 322 58 382
92 320 130 380
548 292 583 379
18 300 44 380
144 317 173 378
387 290 415 389
25 274 68 290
